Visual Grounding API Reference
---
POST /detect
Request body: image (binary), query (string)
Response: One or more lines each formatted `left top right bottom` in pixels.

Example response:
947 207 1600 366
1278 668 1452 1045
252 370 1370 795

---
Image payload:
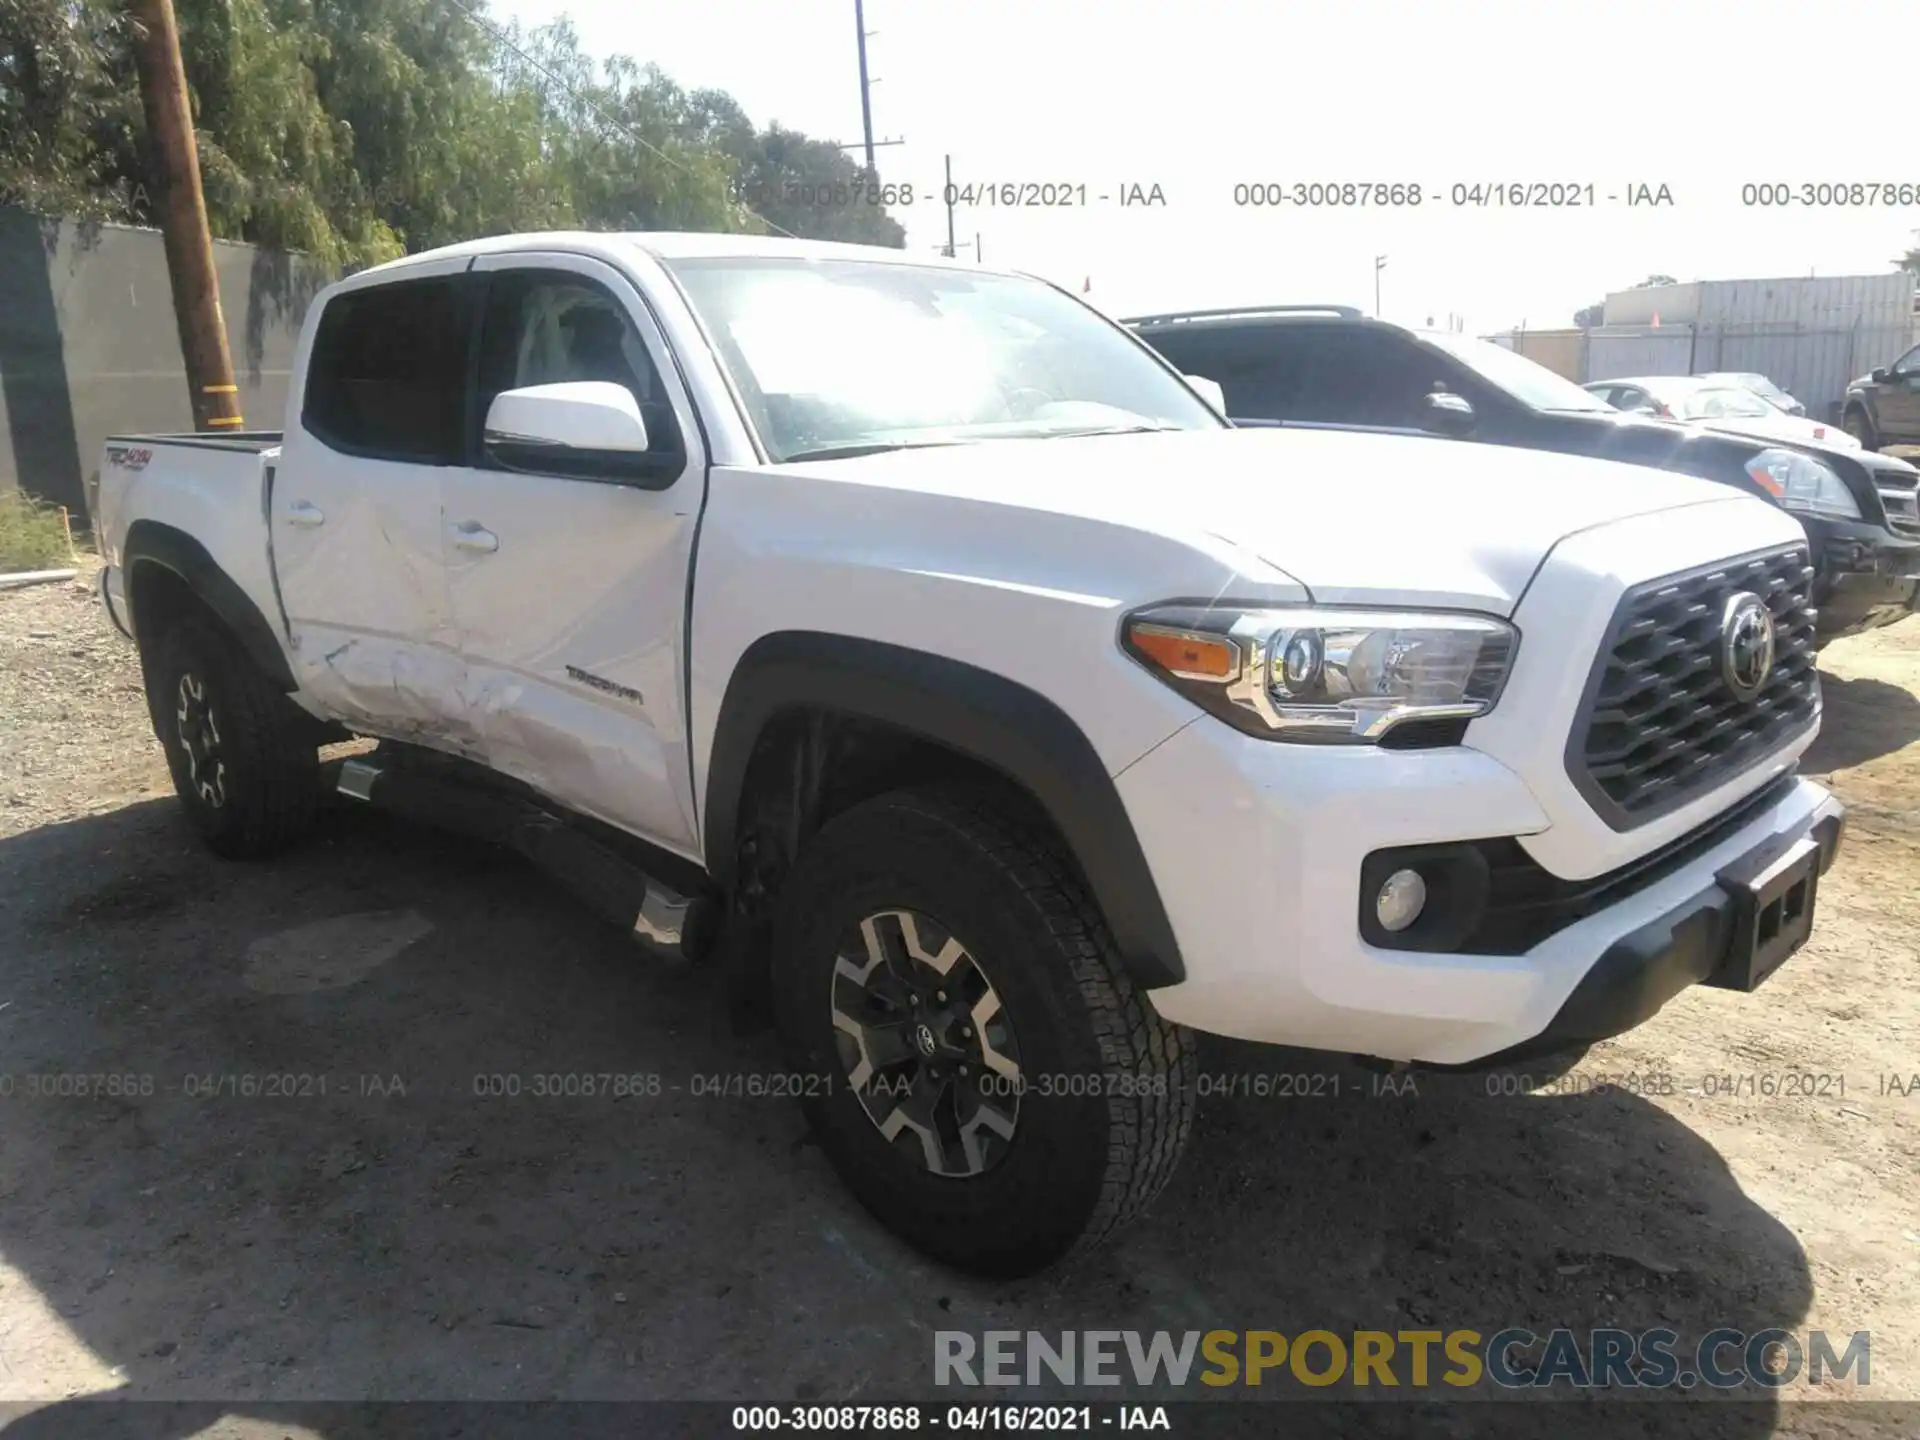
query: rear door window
303 277 469 463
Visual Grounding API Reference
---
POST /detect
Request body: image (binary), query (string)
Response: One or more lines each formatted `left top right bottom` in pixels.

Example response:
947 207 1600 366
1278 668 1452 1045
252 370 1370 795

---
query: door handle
286 500 325 527
451 521 499 554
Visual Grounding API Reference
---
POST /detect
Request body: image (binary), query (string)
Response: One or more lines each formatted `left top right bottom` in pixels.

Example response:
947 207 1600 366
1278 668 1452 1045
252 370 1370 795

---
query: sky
491 0 1919 333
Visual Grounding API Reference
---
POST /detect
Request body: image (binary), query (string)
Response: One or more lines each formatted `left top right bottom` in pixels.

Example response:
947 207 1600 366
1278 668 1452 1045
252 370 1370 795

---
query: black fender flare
122 520 298 691
703 632 1185 989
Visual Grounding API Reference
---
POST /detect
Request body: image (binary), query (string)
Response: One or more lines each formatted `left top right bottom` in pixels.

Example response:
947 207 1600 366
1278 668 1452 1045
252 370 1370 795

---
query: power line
439 0 799 238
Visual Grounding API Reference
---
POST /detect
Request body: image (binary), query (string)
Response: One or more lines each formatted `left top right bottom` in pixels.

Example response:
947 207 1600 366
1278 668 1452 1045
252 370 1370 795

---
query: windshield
1702 373 1786 404
1677 385 1775 421
1416 331 1614 412
664 257 1224 461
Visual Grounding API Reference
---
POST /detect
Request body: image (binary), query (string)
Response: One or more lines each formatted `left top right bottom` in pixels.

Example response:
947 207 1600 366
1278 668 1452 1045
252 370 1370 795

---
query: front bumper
1116 716 1843 1066
1801 514 1920 640
1464 793 1843 1067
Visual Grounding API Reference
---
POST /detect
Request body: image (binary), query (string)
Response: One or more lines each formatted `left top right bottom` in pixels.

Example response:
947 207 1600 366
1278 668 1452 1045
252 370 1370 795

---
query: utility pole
854 0 877 177
1374 254 1387 319
128 0 242 432
944 154 957 258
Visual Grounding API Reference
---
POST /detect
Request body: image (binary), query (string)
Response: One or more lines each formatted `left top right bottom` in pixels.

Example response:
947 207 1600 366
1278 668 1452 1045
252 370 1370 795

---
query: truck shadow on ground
0 799 1813 1437
1802 670 1920 775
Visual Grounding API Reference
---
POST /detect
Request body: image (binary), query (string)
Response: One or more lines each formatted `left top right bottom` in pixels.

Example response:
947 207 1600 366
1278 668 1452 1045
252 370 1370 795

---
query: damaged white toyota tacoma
96 232 1844 1276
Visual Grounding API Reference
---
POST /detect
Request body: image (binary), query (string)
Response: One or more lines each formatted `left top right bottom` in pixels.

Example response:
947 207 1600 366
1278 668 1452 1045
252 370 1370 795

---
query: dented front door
271 257 475 751
440 252 709 859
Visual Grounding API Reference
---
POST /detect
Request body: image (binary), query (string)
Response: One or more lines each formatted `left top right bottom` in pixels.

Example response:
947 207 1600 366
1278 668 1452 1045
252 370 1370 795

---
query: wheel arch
703 631 1186 989
123 520 297 691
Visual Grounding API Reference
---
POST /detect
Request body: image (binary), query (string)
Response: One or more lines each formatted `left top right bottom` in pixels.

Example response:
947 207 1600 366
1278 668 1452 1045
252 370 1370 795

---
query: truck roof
354 230 1001 279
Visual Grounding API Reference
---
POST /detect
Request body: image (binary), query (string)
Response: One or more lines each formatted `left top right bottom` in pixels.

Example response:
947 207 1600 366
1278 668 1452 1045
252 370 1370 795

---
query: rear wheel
771 787 1196 1276
145 614 319 858
1844 408 1879 451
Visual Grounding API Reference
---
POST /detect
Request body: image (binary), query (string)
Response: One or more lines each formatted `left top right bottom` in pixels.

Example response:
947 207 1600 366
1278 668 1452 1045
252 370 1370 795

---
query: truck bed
105 431 286 452
97 432 288 654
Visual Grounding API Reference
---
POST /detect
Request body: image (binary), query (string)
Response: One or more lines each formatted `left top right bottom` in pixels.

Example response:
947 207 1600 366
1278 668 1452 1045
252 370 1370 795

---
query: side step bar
336 756 716 964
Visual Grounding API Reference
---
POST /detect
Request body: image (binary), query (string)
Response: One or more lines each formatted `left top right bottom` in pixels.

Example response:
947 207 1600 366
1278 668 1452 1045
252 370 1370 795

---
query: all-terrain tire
144 613 319 859
1843 407 1879 452
770 786 1197 1277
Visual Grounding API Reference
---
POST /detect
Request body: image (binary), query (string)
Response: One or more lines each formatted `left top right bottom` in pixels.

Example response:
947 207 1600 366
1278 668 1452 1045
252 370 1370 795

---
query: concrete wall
0 207 334 527
1503 328 1586 382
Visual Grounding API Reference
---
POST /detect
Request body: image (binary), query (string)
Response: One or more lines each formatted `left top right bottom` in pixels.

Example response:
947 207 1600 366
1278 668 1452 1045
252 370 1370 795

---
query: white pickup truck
97 231 1844 1276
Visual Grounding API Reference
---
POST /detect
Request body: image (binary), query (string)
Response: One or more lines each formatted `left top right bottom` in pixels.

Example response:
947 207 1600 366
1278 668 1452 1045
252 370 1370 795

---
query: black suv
1843 340 1920 451
1129 305 1920 645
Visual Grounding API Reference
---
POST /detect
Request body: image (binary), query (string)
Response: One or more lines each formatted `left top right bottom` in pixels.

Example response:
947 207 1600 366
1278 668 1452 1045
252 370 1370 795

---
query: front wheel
1843 408 1879 451
771 788 1196 1276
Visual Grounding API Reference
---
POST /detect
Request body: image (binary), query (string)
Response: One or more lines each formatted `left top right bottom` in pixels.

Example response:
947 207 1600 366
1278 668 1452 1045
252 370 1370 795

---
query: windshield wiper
1034 423 1187 440
781 439 966 463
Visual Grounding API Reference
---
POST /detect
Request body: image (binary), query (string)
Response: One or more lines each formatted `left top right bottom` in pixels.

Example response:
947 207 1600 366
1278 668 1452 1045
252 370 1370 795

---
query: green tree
178 0 400 267
720 122 906 246
0 0 142 220
1 0 905 266
498 20 742 237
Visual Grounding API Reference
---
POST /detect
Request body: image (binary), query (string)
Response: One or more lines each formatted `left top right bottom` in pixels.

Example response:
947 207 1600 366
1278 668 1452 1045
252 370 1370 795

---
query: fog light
1375 869 1427 932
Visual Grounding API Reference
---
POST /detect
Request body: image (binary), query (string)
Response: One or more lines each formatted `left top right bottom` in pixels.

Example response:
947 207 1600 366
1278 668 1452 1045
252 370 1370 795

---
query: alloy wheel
829 908 1023 1177
174 671 228 809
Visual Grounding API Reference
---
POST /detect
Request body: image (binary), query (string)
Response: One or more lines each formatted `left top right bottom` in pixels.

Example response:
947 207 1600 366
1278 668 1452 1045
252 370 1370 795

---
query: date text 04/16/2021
728 1405 1169 1431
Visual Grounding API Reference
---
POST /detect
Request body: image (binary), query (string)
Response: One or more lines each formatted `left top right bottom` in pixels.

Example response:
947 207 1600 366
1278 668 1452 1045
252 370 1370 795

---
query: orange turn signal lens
1127 622 1238 680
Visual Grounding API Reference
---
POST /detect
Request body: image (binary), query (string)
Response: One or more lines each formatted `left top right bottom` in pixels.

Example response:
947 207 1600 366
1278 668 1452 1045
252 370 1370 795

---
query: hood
1685 410 1862 453
786 426 1768 614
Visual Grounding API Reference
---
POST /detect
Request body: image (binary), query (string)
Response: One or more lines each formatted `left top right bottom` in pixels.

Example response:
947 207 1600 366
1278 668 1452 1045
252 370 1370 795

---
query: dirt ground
1 565 1917 1434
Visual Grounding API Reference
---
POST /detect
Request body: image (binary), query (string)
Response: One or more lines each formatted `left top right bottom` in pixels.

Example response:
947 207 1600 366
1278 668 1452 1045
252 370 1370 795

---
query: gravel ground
0 564 1917 1436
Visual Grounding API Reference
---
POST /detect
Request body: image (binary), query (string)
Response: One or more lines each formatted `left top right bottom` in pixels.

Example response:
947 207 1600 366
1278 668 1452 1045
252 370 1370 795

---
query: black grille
1568 546 1818 830
1878 486 1920 535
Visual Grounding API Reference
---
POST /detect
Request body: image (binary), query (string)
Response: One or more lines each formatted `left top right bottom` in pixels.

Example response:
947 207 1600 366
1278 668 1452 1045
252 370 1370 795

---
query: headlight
1745 448 1861 520
1122 605 1518 744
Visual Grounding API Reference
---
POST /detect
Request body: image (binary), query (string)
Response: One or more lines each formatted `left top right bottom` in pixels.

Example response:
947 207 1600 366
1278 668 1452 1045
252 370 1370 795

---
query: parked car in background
1843 341 1920 451
1126 305 1920 644
1584 375 1860 452
1696 372 1806 417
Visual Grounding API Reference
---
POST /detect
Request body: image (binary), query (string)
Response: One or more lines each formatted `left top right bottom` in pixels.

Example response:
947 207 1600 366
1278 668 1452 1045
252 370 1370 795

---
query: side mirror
1422 389 1476 438
1183 374 1227 413
1870 367 1891 383
484 381 678 485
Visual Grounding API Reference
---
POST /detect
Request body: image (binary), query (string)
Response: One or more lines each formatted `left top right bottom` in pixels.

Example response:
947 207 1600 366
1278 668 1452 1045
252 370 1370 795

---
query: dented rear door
271 256 473 747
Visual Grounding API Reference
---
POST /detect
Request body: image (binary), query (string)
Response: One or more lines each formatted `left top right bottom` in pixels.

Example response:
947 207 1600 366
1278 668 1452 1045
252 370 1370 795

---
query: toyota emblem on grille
1720 592 1776 700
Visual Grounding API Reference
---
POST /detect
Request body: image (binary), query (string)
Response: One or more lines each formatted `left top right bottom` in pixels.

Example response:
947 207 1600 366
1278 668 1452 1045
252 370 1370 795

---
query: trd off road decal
107 446 154 471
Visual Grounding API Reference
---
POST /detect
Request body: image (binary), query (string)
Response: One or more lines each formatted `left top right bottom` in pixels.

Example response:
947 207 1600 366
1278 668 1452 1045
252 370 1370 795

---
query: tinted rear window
303 277 468 463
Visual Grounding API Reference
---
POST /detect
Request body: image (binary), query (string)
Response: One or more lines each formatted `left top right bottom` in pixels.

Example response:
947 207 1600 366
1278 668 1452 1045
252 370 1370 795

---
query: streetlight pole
854 0 876 177
1374 255 1387 319
944 154 957 257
